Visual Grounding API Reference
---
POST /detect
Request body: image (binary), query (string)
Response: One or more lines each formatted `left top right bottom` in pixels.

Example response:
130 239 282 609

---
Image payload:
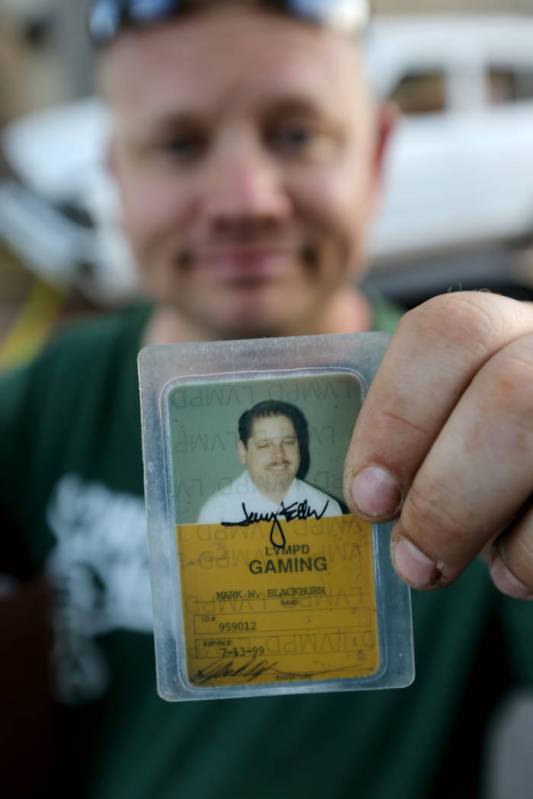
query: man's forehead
104 7 367 117
252 415 296 435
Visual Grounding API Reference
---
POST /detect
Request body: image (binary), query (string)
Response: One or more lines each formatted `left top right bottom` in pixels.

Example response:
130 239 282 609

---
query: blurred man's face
107 5 384 338
238 414 300 501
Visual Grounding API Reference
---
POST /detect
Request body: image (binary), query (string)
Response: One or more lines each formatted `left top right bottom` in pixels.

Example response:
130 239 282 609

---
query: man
1 1 533 797
197 399 343 526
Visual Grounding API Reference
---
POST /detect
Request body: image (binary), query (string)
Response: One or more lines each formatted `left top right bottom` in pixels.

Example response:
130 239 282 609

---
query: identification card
139 333 414 701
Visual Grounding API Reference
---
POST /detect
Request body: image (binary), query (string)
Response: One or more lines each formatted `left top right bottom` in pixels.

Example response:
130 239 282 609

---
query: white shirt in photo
197 470 343 524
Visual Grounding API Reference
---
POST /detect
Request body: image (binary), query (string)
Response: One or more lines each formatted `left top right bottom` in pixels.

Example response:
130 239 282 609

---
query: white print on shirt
46 474 152 705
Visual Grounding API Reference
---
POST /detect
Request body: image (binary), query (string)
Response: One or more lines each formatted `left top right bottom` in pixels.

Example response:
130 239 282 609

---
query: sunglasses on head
89 0 370 45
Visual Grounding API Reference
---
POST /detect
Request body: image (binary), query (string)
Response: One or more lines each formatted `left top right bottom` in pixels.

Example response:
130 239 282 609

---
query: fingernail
490 556 533 600
351 466 401 519
392 537 440 589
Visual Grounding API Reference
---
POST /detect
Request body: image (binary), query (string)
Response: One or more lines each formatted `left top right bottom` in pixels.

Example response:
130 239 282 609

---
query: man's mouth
182 246 299 281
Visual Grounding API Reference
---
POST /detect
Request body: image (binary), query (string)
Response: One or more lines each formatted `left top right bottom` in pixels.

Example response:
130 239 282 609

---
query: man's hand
344 292 533 599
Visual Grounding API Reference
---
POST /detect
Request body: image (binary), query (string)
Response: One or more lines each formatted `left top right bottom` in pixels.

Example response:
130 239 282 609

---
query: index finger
343 292 532 520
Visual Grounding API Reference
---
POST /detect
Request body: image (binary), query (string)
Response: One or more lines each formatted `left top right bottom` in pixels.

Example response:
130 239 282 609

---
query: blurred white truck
368 15 533 264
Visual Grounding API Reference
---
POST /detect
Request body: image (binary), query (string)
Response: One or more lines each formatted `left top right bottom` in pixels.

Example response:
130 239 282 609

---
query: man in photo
197 399 344 524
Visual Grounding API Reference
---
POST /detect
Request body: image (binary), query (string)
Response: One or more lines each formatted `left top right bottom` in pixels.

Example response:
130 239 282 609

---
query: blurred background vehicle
1 97 137 307
0 4 68 371
368 15 533 264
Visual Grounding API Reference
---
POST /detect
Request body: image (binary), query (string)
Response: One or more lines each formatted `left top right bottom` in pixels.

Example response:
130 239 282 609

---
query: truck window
389 71 446 115
488 66 533 105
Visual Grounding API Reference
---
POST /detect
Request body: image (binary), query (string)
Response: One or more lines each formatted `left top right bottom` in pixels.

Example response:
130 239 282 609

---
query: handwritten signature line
190 658 370 685
221 499 329 548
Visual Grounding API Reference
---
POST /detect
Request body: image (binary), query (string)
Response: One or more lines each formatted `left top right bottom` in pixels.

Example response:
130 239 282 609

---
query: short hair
238 400 309 479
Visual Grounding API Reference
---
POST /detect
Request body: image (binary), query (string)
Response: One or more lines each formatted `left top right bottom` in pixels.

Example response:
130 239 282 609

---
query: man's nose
273 441 287 459
203 138 292 234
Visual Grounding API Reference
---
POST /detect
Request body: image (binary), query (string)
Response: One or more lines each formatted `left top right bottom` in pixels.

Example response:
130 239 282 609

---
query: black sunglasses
89 0 370 45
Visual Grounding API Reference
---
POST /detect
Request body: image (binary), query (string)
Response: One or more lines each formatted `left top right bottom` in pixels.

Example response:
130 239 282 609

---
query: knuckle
483 341 533 433
399 292 504 358
379 408 432 442
401 481 472 564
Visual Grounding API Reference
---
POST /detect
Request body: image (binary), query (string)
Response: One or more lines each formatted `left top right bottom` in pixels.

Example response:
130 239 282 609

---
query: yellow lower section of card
176 515 379 688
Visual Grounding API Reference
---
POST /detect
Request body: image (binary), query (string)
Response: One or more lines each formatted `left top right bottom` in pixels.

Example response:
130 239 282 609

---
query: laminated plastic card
138 333 414 701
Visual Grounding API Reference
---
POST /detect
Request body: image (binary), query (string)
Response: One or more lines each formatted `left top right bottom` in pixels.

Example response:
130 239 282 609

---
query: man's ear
237 440 247 465
373 101 398 186
366 101 399 216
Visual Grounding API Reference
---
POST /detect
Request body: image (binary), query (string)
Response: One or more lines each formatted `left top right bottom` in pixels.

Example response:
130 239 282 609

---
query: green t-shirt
1 302 532 799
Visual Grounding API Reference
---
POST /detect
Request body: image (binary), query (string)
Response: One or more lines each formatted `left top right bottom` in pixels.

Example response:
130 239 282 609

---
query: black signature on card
222 499 329 548
190 658 352 685
191 658 276 684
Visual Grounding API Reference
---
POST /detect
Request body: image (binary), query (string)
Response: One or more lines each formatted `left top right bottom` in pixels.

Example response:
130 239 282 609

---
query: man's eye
159 134 206 160
270 123 316 153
